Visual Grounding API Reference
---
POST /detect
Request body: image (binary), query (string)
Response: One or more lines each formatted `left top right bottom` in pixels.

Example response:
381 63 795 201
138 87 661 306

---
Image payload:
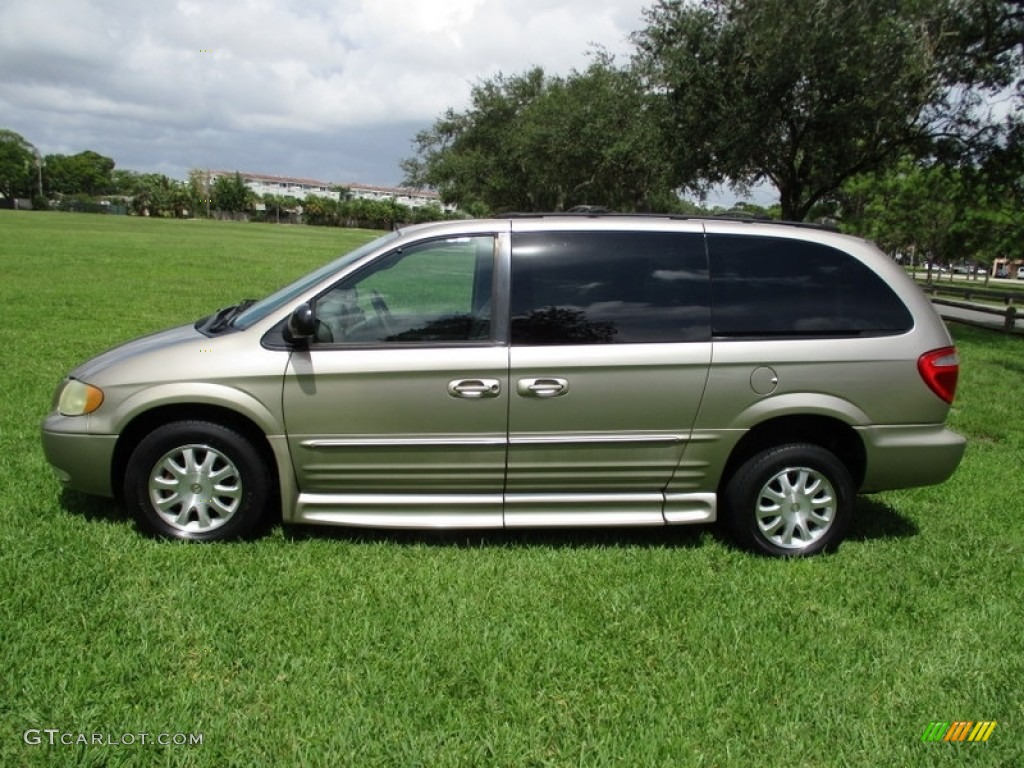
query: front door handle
448 378 501 399
516 377 569 398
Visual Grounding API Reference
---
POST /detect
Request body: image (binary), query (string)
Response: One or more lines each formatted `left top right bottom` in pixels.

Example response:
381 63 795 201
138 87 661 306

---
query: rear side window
708 235 913 337
510 231 709 344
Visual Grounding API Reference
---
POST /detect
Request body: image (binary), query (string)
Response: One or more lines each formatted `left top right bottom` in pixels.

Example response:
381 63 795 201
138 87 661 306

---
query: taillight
918 347 959 404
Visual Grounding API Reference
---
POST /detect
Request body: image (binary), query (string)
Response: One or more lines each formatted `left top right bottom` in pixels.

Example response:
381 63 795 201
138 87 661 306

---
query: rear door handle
448 378 501 399
516 377 569 398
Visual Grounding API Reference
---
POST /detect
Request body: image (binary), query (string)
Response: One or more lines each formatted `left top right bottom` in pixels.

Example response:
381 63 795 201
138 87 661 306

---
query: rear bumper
856 424 966 493
41 415 117 497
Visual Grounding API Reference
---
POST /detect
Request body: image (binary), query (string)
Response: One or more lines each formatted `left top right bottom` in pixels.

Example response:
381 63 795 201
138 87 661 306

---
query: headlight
57 379 105 416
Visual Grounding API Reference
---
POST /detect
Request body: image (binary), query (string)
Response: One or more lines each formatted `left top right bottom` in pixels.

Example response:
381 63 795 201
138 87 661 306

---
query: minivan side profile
41 215 965 556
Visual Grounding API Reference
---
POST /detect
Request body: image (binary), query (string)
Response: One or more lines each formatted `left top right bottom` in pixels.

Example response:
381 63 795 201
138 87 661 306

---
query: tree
402 67 547 211
939 0 1023 94
261 193 300 223
402 56 678 213
841 160 962 265
511 56 678 211
408 203 446 224
0 129 39 200
211 172 254 213
300 194 338 226
111 169 144 196
187 169 213 217
632 0 989 220
43 150 116 196
135 174 191 217
841 153 1023 274
935 0 1024 179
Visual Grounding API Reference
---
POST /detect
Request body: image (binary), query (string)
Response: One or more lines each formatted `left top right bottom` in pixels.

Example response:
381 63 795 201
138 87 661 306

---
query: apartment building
204 170 449 210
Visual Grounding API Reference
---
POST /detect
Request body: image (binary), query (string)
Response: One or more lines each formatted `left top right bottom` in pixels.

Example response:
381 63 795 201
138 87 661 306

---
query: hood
70 324 203 382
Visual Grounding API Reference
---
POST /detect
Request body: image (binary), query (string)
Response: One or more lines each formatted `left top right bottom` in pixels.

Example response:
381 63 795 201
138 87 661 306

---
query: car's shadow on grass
281 521 716 550
282 496 919 551
846 496 919 542
59 489 132 525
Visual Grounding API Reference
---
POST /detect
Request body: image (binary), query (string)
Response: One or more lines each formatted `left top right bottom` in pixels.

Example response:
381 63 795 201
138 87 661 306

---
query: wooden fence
920 283 1020 332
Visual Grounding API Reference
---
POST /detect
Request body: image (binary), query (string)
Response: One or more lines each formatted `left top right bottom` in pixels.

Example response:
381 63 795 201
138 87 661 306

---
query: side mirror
284 303 317 344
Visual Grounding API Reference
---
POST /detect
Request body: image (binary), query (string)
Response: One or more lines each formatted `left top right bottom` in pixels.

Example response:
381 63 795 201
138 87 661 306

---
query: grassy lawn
1 210 1021 766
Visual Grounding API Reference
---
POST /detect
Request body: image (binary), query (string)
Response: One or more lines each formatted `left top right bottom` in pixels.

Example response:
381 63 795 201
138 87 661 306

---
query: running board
293 492 717 529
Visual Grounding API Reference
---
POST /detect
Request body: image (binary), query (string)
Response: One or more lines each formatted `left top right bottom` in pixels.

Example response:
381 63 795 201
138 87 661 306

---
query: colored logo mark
921 721 997 742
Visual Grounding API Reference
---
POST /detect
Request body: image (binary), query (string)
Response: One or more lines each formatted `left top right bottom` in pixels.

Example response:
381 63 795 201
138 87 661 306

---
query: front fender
92 382 285 437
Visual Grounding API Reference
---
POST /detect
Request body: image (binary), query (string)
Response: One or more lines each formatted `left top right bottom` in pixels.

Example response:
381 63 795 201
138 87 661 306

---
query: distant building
204 170 451 210
345 182 453 211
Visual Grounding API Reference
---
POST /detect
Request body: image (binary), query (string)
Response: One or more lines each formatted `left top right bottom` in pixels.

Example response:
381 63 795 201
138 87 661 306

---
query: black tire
123 420 271 541
722 443 854 557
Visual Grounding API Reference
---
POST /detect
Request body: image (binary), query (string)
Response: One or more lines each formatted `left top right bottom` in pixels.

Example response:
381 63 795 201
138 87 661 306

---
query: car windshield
230 231 401 330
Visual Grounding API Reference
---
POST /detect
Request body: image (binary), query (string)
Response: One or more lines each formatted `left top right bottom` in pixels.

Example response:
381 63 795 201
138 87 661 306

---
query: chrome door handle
516 377 568 398
448 378 501 399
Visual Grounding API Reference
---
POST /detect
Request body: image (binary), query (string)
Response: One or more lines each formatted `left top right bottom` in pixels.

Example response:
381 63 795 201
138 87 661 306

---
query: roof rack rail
493 210 840 232
712 209 771 220
566 205 611 214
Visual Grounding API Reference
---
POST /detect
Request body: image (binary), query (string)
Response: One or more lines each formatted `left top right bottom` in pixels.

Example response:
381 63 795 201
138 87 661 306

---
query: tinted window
510 231 709 344
313 235 494 344
708 235 913 337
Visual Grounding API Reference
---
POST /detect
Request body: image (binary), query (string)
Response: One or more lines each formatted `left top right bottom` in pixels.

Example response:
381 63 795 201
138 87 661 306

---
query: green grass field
1 211 1021 767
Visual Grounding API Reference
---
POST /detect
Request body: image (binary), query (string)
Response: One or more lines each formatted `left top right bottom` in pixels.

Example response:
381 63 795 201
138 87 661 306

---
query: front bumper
41 414 118 497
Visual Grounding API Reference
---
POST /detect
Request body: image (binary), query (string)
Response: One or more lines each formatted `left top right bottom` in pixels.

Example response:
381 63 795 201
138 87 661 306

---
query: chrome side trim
302 436 506 448
304 433 686 448
509 433 685 446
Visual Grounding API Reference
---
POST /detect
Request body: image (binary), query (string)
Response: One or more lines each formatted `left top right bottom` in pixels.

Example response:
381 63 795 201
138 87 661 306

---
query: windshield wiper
203 299 256 334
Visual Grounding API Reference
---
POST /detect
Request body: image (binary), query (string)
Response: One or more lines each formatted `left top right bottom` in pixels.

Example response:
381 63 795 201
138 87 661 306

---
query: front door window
312 236 495 345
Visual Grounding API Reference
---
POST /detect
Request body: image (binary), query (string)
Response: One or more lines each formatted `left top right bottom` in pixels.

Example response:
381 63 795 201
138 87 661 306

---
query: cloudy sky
0 0 652 188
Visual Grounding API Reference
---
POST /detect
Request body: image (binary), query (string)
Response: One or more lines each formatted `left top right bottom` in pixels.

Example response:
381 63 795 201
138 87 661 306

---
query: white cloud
0 0 648 182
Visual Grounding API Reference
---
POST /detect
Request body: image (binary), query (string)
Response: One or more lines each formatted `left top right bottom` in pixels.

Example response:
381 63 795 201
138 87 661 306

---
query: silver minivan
41 215 965 556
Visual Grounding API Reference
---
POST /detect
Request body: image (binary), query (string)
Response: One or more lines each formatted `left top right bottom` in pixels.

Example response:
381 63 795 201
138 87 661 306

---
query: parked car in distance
1017 266 1024 280
42 214 966 557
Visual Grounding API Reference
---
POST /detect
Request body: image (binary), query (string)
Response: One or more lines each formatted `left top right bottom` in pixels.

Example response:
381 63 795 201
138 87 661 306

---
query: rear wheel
722 443 854 557
123 420 271 541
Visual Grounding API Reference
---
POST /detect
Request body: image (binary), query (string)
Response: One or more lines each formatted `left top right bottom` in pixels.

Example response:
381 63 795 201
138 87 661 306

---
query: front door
282 233 507 527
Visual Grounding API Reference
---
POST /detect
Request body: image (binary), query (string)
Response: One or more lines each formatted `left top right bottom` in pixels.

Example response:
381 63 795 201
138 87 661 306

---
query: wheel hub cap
755 467 837 550
148 444 243 533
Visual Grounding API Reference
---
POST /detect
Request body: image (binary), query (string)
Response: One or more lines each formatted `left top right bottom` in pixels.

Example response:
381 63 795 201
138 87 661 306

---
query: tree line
0 137 453 229
3 0 1020 265
402 0 1022 266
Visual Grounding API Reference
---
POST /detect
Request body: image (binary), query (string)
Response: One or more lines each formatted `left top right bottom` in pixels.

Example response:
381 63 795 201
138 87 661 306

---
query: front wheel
722 443 854 557
123 420 271 541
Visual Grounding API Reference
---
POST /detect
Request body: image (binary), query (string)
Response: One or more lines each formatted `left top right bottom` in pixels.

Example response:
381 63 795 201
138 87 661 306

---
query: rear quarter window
708 235 913 337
